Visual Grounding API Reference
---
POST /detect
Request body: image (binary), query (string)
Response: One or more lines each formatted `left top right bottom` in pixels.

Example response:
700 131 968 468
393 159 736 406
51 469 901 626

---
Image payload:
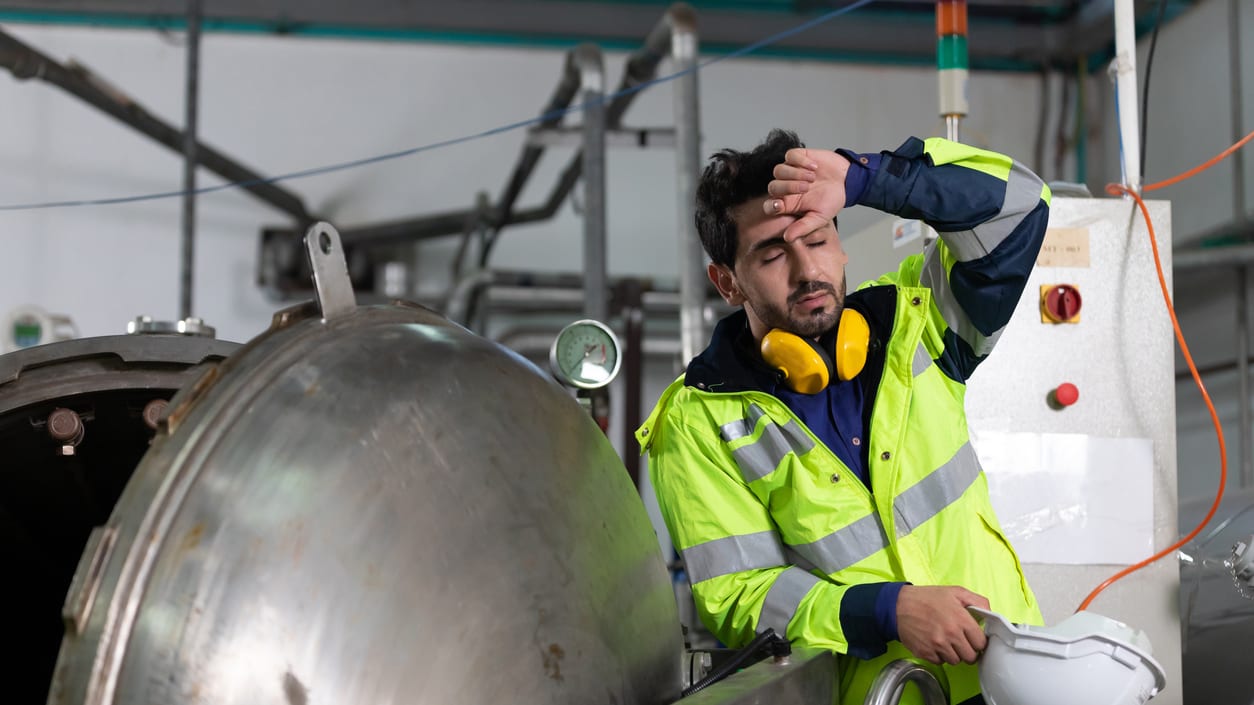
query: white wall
0 21 1062 346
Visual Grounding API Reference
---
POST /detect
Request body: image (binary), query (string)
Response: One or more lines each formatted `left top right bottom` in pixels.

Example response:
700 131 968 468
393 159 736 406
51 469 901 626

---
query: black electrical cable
1139 0 1170 183
680 628 790 698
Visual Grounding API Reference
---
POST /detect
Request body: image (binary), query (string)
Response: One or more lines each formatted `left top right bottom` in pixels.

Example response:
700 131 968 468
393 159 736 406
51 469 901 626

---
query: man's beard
749 279 846 339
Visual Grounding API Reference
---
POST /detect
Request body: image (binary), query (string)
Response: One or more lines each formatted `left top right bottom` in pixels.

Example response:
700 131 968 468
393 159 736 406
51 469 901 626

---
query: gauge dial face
550 320 622 390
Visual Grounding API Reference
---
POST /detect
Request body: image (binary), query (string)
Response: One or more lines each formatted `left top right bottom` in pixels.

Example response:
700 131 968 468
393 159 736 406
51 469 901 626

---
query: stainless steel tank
47 225 683 705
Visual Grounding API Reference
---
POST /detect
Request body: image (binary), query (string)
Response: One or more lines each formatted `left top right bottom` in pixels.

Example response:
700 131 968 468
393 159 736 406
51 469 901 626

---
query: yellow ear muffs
761 329 832 395
760 308 870 393
833 308 870 382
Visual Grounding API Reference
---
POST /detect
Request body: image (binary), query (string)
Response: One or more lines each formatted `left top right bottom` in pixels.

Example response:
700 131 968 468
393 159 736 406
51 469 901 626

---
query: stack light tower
937 0 968 142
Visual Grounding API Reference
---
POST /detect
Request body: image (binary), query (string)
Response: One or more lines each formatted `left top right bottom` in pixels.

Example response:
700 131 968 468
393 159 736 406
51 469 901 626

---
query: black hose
679 628 790 698
1139 0 1169 183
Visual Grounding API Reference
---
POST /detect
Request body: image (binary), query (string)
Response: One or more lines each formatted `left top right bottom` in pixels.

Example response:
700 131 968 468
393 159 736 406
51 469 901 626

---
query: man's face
708 195 849 341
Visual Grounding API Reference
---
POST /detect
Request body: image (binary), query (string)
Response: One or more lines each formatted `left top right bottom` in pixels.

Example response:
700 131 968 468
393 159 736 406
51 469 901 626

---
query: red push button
1053 382 1079 407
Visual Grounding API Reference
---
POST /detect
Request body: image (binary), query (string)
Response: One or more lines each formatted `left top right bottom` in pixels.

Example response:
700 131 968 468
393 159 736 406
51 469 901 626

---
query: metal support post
671 5 703 366
180 0 202 320
1240 267 1252 488
619 279 645 487
577 44 608 323
1232 0 1247 223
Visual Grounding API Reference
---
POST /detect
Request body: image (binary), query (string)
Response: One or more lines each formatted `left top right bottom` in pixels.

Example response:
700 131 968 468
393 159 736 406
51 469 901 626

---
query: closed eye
763 252 783 264
807 240 826 248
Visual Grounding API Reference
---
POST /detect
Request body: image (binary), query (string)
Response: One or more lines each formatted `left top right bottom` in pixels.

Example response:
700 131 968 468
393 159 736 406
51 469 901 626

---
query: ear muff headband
760 308 870 394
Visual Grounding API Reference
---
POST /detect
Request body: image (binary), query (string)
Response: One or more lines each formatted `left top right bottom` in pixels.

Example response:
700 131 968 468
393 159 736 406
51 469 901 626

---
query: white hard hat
970 607 1166 705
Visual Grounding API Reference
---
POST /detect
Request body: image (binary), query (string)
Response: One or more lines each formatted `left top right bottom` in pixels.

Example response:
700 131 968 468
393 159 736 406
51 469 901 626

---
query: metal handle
863 659 948 705
304 222 356 322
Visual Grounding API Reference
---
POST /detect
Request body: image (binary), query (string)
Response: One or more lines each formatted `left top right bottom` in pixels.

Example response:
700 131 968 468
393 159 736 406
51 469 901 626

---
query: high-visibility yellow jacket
636 137 1050 705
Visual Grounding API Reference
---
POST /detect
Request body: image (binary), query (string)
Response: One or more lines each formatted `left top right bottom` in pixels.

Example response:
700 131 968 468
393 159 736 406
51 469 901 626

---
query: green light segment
937 34 968 71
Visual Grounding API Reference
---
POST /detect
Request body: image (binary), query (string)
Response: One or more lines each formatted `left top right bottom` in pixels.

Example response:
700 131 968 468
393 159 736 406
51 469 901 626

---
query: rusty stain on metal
270 301 319 331
179 522 205 554
165 365 221 434
542 643 565 682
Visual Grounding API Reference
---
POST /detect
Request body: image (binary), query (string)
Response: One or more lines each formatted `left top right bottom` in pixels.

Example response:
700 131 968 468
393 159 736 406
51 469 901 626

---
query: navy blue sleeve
837 150 883 208
838 137 1050 381
840 581 908 658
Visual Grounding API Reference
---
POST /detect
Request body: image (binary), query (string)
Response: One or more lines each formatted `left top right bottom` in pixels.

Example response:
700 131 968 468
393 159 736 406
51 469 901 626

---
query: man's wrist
834 149 883 208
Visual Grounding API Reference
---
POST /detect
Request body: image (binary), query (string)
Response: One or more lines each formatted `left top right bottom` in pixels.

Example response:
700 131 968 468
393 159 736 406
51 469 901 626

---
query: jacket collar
683 285 899 394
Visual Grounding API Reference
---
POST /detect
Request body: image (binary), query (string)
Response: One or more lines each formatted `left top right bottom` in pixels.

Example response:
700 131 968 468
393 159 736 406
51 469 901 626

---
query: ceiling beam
0 0 1198 71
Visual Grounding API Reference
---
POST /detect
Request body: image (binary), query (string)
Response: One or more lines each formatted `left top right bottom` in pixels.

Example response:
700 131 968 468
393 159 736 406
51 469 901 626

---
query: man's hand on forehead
765 148 852 241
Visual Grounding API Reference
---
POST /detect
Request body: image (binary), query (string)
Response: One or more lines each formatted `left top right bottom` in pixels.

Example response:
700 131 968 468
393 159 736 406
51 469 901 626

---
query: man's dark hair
695 129 804 269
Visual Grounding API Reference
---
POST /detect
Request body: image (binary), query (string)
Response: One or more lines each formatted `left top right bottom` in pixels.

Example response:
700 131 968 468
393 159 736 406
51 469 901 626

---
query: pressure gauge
549 319 622 390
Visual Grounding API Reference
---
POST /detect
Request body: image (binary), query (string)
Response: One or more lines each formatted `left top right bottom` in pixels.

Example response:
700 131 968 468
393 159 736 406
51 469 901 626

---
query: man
635 131 1049 705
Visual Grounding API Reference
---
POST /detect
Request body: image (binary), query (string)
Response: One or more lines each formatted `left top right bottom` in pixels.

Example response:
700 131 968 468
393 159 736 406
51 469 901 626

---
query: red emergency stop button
1041 284 1082 323
1053 382 1079 407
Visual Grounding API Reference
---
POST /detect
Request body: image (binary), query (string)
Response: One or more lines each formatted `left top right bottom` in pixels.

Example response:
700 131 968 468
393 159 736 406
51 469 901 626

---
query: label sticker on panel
1037 227 1091 268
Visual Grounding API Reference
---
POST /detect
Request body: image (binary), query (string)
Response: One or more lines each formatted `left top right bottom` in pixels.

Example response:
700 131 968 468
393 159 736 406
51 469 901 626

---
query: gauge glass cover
550 320 622 389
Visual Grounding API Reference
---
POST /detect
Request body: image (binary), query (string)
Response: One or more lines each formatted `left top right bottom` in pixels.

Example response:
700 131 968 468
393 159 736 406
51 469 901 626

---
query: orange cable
1075 183 1229 612
1142 127 1254 192
1074 125 1254 610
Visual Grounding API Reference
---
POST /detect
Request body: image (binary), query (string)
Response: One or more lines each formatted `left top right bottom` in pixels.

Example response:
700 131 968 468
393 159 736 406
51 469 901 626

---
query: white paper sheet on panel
970 431 1154 564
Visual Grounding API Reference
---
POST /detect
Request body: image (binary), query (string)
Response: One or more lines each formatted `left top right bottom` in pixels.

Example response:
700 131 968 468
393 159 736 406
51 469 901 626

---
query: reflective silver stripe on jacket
725 404 815 483
920 246 1003 357
922 162 1042 357
720 404 768 442
892 442 982 536
682 530 787 584
938 164 1046 262
786 444 980 571
717 410 980 577
787 512 889 575
912 342 932 377
783 545 820 575
758 566 820 638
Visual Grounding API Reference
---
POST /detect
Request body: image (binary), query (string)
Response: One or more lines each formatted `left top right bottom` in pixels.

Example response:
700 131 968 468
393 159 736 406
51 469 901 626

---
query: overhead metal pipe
1113 0 1141 192
670 3 704 366
607 3 691 128
1174 355 1254 382
0 27 314 223
1174 243 1254 270
334 3 697 253
442 269 729 321
180 0 202 320
491 45 588 231
338 154 582 248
